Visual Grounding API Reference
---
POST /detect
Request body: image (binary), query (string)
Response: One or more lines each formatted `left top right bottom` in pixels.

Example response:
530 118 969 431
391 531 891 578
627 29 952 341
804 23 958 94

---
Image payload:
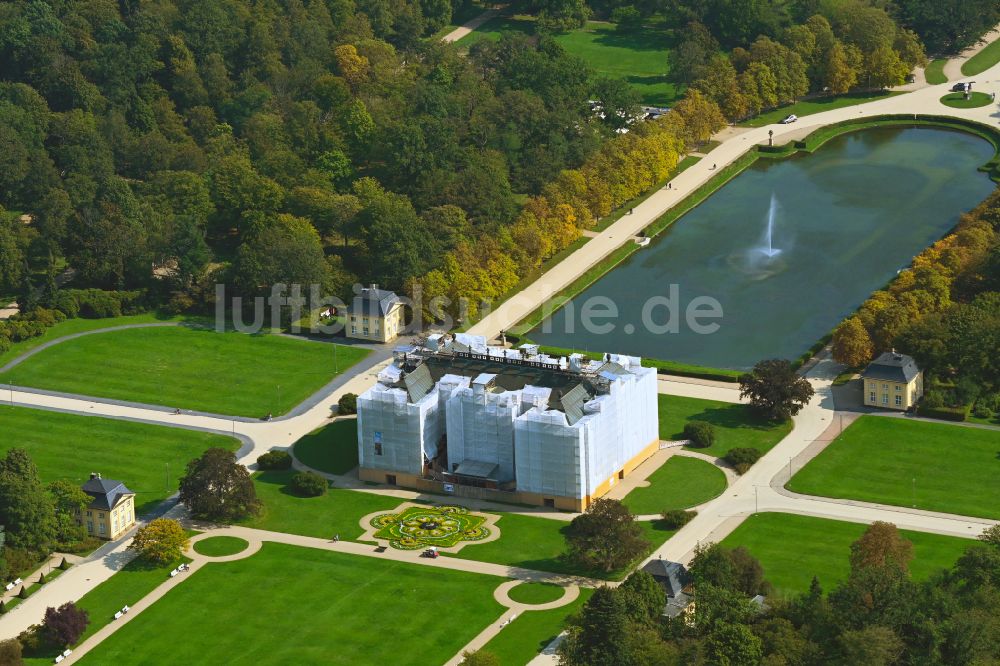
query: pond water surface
530 127 996 369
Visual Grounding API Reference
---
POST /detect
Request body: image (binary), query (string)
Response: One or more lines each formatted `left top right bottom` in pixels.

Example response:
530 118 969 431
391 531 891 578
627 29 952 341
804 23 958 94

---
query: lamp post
768 129 773 147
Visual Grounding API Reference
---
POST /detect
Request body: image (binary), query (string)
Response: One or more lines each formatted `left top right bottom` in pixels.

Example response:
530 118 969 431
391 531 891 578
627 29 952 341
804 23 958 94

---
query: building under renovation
356 334 659 511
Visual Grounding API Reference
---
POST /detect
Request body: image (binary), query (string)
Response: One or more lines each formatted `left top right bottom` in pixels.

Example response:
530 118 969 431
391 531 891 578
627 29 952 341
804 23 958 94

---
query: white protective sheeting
446 387 519 482
357 384 442 475
514 365 658 499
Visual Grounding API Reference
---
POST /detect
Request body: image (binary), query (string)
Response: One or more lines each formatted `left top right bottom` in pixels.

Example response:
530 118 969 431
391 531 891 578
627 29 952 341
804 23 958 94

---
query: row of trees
832 188 1000 406
554 521 1000 665
686 10 925 124
410 87 728 322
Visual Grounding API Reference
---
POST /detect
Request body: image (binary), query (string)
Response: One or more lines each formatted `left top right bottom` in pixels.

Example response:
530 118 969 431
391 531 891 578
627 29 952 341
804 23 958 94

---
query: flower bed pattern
370 506 492 550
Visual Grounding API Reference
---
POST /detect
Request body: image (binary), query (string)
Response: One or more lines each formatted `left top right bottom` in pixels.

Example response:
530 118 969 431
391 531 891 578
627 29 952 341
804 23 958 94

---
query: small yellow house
347 285 405 343
862 351 923 411
77 473 136 540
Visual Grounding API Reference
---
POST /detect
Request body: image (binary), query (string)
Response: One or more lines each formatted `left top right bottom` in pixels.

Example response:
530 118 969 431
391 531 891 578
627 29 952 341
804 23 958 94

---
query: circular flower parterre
372 506 492 550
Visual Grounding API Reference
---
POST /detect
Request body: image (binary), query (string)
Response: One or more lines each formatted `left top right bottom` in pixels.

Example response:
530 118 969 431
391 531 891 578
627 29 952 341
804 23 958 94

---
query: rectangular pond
530 127 996 369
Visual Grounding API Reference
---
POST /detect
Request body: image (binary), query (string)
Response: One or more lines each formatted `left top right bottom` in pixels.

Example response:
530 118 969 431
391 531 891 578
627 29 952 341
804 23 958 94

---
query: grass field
741 91 902 128
0 325 369 417
721 513 974 598
448 511 675 580
939 91 993 108
962 37 1000 76
23 555 190 665
292 419 359 474
239 471 403 540
459 17 682 105
0 405 238 514
622 455 727 515
658 394 791 458
480 588 593 664
788 416 1000 519
0 313 197 367
77 543 505 666
193 536 250 557
925 58 948 84
507 581 567 604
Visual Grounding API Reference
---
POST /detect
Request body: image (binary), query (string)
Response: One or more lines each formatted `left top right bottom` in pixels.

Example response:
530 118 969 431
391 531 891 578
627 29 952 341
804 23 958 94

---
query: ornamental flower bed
370 505 491 550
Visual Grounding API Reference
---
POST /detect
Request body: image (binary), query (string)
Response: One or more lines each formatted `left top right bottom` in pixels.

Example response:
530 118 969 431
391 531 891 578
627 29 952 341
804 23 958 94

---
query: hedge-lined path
0 552 82 604
57 524 604 665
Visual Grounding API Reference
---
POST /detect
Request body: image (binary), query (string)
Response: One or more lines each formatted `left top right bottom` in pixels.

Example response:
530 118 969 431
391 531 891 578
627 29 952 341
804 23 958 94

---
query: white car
780 114 798 124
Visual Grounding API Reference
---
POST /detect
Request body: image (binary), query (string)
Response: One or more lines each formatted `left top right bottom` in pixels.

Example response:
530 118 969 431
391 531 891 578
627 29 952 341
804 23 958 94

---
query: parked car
951 82 970 92
780 114 798 124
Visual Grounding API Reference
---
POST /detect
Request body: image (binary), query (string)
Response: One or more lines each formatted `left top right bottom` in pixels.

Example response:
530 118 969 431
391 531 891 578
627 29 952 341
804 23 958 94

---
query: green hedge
917 404 969 422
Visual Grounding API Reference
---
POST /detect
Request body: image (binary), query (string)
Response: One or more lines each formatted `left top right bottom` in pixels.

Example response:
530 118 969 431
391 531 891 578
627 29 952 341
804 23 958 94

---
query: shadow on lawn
666 404 779 440
589 23 680 52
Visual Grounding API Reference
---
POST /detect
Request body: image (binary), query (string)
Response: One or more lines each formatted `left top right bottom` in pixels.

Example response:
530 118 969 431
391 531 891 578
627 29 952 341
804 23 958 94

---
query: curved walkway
943 22 1000 81
0 322 181 373
58 523 602 665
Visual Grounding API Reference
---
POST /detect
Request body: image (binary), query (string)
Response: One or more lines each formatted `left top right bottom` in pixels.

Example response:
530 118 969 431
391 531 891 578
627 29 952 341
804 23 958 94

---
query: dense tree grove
0 0 628 311
832 189 1000 415
559 523 1000 665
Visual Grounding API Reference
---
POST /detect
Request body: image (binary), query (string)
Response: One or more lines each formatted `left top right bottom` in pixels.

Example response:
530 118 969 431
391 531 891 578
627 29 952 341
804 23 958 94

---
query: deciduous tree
565 498 648 573
739 359 814 421
178 448 261 521
43 602 88 647
128 518 189 564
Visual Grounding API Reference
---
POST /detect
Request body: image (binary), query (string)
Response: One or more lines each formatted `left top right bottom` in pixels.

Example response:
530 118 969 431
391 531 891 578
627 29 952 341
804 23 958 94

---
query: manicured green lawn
788 416 1000 519
925 58 948 84
449 511 675 580
939 91 993 108
78 543 506 666
292 419 359 474
962 37 1000 76
658 394 791 458
507 581 567 605
721 513 974 598
0 313 196 367
193 536 250 557
622 455 727 515
0 325 369 416
741 91 902 127
480 588 593 664
459 17 682 105
0 405 238 514
24 555 190 665
239 471 403 540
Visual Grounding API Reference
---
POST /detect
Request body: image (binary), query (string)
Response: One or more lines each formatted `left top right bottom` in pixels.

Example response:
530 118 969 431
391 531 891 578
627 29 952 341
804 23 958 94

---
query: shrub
257 450 293 470
972 404 994 419
725 448 761 475
921 390 945 409
337 393 358 415
16 624 44 653
290 471 328 497
0 638 22 665
611 5 642 28
981 393 1000 412
660 509 696 529
683 421 715 448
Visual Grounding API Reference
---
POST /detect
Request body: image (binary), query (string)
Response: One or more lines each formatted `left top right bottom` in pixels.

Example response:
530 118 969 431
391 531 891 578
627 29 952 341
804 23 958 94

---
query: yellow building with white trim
862 351 923 411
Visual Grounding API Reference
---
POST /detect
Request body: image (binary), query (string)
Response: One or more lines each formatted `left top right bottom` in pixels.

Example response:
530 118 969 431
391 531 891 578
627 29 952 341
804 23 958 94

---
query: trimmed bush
725 448 762 475
683 421 715 448
257 450 293 470
972 404 994 419
918 403 969 422
290 471 328 497
660 509 696 529
337 393 358 415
